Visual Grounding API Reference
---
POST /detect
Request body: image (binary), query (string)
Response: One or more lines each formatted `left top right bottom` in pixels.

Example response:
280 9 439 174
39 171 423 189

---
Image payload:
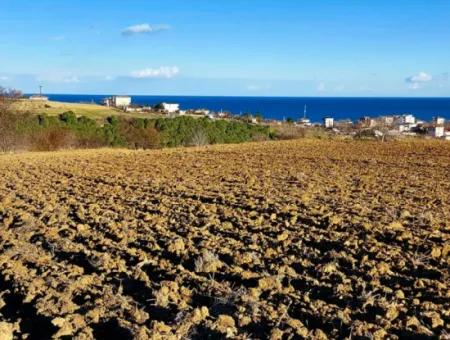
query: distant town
30 94 450 141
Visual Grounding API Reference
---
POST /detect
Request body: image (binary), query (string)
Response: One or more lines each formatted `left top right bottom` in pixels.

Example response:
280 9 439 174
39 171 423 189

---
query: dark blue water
44 94 450 122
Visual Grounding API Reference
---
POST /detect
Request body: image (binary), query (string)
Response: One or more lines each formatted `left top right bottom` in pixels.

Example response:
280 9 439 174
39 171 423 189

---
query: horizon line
23 93 450 99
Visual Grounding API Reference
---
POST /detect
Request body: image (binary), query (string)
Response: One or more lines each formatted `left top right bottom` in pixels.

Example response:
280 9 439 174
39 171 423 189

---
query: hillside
11 99 164 120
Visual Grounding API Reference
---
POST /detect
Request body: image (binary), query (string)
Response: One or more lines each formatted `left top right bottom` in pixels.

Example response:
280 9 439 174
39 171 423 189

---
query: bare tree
0 87 23 152
188 128 209 147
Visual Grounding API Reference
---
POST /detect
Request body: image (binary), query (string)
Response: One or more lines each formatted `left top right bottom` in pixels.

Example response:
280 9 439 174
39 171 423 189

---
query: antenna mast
39 85 43 97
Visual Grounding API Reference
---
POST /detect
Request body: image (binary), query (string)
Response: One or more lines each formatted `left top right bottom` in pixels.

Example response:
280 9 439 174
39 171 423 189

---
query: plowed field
0 140 449 339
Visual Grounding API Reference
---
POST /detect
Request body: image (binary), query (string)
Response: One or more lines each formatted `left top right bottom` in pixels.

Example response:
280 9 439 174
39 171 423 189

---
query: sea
44 95 450 122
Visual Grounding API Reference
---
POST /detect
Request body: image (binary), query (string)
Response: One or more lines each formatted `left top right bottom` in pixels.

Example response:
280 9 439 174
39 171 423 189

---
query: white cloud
105 75 115 81
131 66 180 79
406 71 432 90
406 71 432 83
0 76 9 81
122 23 171 36
316 82 326 92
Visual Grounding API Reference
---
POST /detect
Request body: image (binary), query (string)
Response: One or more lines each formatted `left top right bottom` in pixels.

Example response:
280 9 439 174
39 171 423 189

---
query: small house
433 117 445 126
359 116 377 128
29 95 49 101
428 126 445 138
161 103 180 113
323 117 334 128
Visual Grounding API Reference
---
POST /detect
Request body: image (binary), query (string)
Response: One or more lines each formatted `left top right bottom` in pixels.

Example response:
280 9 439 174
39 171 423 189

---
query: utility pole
39 85 43 97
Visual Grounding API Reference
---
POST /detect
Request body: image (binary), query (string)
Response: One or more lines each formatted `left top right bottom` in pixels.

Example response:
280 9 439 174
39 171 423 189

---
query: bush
0 110 274 152
118 119 160 149
273 125 306 140
29 127 76 151
154 116 272 147
188 128 209 146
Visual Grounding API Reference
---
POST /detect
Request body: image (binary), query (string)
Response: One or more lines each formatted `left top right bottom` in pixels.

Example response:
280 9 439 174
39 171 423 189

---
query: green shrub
1 112 274 152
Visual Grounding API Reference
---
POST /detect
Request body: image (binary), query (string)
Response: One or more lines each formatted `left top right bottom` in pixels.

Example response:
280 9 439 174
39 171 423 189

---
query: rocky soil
0 140 449 339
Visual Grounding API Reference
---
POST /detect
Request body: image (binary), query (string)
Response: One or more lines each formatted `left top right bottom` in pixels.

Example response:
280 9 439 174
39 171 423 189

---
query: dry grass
11 99 165 120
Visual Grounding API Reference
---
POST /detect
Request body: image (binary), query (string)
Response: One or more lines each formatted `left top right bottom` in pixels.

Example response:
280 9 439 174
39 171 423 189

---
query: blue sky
0 0 449 96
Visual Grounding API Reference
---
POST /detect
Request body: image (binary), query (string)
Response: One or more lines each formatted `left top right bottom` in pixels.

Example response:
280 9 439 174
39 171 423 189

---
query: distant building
103 96 131 108
161 103 180 113
298 104 312 126
297 118 311 126
445 131 450 141
396 114 416 125
125 105 143 113
394 114 417 132
29 86 48 101
112 96 131 108
428 126 445 138
416 120 426 126
217 110 229 118
323 117 334 128
206 112 217 119
29 95 49 101
102 97 112 107
193 109 210 116
433 116 445 126
380 116 395 126
359 116 377 128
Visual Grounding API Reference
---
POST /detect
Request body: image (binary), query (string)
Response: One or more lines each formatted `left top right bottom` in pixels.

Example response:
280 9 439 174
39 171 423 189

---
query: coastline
31 94 450 122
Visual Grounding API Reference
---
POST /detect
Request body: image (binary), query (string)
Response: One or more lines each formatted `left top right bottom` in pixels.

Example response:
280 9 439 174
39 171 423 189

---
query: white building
323 117 334 128
111 96 131 108
125 106 143 113
394 114 417 132
104 96 131 108
428 126 445 138
397 114 416 124
102 98 112 107
433 117 445 125
29 95 49 101
298 117 312 126
359 116 377 128
398 124 414 133
194 109 211 116
161 103 180 113
380 116 395 126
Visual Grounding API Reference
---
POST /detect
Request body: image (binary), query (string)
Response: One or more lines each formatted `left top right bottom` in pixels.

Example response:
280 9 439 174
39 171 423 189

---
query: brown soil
0 140 449 339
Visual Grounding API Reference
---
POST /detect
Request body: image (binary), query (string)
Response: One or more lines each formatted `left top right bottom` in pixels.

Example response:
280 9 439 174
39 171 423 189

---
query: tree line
0 87 274 152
